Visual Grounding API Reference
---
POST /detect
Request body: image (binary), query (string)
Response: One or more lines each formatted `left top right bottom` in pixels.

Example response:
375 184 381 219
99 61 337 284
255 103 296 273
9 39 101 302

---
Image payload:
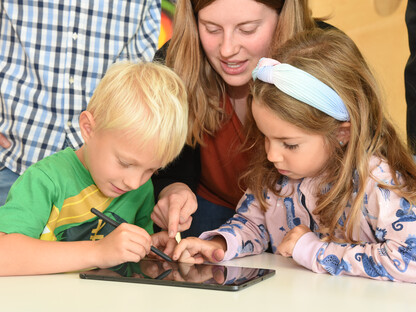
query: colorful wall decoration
158 0 176 48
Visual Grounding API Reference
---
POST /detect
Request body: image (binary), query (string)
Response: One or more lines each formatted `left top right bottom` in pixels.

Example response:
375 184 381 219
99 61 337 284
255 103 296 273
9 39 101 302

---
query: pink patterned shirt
201 157 416 283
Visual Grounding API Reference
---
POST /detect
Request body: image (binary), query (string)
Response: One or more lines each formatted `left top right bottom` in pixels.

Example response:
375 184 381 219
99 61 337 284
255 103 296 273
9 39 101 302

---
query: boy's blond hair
87 61 188 167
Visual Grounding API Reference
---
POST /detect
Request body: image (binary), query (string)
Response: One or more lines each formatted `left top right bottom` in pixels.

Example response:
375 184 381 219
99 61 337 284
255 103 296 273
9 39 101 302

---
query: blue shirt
0 0 161 174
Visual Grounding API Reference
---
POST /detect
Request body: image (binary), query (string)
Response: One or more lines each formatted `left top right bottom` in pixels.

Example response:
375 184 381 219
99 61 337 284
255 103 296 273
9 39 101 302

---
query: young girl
172 28 416 283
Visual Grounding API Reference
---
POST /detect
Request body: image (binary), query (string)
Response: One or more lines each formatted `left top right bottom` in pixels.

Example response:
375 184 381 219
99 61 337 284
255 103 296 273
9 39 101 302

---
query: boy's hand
172 236 226 264
93 223 152 268
151 182 197 238
277 224 310 257
150 231 178 258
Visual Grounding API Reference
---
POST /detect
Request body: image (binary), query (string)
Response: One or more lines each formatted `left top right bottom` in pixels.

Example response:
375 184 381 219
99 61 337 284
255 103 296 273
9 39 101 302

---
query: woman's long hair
166 0 315 146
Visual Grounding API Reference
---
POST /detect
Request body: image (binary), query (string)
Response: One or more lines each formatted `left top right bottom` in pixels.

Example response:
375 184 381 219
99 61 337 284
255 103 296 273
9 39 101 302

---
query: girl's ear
79 111 96 143
337 122 351 145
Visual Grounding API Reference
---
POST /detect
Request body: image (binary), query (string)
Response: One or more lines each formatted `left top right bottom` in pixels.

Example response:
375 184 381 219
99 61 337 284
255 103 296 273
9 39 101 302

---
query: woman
151 0 325 238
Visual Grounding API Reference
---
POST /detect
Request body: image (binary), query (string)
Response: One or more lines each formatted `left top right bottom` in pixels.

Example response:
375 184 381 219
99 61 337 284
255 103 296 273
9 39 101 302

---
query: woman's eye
240 27 257 34
205 25 221 33
283 143 299 150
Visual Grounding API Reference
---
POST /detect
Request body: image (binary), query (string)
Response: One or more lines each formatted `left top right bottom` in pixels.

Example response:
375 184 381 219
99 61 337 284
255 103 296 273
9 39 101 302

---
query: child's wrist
210 236 227 252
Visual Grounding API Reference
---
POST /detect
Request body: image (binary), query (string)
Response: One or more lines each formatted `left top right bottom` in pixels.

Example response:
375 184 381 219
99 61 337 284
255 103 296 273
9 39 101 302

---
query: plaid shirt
0 0 161 175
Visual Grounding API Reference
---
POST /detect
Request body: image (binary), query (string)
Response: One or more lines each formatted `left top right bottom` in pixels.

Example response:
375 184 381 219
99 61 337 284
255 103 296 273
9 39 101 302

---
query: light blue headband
252 57 350 121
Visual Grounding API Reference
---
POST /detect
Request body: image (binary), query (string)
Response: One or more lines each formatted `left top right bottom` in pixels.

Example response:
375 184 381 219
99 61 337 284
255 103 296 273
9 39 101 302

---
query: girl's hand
172 236 226 264
277 225 311 257
150 231 178 258
151 182 197 238
171 261 225 284
93 223 152 268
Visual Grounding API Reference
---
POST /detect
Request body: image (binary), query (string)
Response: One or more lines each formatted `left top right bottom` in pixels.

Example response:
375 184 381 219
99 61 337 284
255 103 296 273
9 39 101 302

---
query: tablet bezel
79 258 275 291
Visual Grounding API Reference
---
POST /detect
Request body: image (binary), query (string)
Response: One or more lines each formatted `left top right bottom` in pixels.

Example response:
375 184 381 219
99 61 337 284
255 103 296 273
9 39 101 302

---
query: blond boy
0 62 188 275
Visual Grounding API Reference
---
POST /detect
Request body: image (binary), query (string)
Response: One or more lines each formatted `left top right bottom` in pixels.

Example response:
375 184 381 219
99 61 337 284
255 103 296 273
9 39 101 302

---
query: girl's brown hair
166 0 315 146
246 28 416 243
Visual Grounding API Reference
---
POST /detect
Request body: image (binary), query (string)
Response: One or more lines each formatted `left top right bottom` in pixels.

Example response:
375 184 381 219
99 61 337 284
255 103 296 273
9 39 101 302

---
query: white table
1 253 414 312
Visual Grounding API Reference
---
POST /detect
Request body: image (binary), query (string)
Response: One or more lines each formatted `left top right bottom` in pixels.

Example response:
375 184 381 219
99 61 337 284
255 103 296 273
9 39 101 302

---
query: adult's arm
152 144 201 200
151 41 201 199
151 145 200 236
150 42 201 235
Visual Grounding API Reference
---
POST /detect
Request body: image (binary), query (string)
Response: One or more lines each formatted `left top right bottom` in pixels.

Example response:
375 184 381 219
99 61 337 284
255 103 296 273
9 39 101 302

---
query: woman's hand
151 182 197 238
150 231 178 258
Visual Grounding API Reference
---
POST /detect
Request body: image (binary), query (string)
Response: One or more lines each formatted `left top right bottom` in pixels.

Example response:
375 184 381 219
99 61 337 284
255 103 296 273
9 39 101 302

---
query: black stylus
155 269 173 280
90 208 173 262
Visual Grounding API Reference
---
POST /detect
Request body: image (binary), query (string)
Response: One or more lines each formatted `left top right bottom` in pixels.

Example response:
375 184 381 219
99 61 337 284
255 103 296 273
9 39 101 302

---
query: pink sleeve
293 162 416 283
199 191 271 262
200 230 241 261
292 232 325 270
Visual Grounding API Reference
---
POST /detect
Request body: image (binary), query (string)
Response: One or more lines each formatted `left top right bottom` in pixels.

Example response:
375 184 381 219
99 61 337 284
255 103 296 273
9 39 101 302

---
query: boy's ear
337 122 351 145
79 111 96 143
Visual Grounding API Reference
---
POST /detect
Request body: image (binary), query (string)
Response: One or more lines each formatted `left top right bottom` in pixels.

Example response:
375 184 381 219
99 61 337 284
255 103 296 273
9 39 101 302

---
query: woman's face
198 0 278 89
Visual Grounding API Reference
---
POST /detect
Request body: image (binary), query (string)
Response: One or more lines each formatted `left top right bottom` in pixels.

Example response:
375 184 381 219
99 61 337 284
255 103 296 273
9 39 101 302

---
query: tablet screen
79 258 275 291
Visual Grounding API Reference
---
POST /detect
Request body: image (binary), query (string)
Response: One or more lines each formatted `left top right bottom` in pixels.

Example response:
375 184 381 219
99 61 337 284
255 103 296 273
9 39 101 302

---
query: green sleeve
0 166 57 238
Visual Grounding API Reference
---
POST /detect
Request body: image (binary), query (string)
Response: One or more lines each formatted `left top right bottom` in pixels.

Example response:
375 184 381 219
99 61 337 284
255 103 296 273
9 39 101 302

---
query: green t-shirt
0 148 154 241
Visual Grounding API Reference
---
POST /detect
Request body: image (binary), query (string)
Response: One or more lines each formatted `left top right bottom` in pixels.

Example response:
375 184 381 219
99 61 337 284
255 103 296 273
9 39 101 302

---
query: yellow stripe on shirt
40 185 113 240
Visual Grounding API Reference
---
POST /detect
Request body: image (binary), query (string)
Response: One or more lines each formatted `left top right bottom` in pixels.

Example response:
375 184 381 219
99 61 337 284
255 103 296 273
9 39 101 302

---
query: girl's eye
283 143 299 150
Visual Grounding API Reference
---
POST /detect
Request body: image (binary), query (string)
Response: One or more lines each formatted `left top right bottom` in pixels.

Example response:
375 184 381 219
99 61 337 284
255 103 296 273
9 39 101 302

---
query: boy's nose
123 174 145 191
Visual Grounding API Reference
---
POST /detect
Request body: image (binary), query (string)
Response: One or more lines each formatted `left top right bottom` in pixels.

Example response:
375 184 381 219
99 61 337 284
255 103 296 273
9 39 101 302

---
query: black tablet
79 258 275 291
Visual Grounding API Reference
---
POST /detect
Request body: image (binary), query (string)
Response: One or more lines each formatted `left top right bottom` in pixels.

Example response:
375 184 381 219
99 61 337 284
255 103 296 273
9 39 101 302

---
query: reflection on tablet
79 258 275 291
